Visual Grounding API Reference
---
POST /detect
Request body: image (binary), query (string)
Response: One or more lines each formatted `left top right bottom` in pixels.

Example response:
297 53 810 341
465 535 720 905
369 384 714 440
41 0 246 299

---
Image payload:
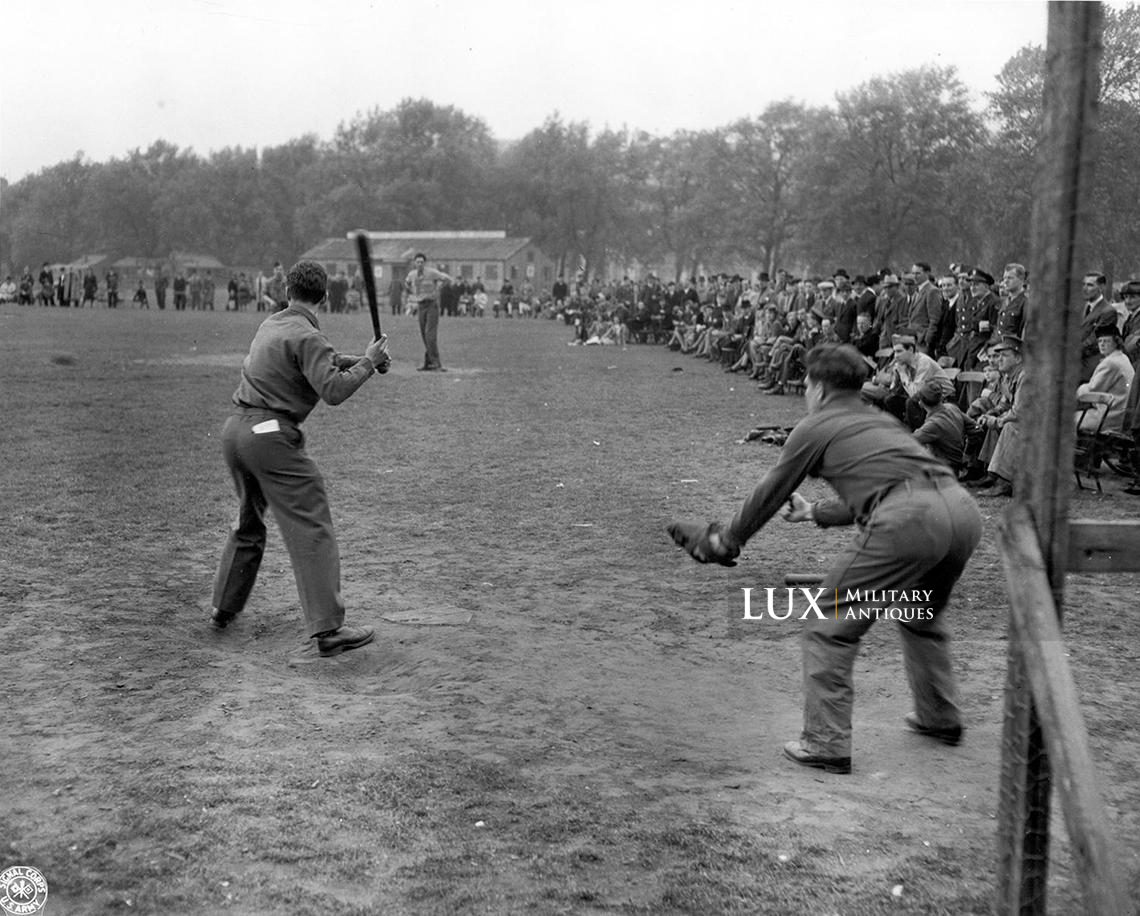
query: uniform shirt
994 291 1026 341
727 393 954 541
232 303 375 424
914 402 967 468
405 266 450 303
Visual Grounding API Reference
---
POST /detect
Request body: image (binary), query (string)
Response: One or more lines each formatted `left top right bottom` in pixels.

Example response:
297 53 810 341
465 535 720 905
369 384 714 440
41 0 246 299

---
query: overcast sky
2 0 1052 183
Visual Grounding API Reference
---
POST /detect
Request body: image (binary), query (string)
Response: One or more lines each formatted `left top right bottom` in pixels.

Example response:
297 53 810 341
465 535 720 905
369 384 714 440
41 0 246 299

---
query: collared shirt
914 402 967 468
892 351 948 399
727 393 953 539
232 303 374 424
405 266 451 303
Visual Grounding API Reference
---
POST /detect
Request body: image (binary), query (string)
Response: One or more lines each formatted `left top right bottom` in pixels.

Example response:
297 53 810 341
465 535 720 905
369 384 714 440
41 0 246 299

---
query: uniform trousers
212 410 345 637
801 474 982 757
418 299 442 368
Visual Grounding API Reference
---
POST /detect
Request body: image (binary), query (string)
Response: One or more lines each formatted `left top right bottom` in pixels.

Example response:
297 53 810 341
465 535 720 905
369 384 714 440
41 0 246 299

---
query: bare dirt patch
3 305 1138 914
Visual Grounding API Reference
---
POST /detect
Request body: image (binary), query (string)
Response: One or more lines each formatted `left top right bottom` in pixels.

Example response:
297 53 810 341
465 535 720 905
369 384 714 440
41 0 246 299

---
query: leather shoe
782 740 851 774
976 479 1013 498
1123 483 1140 496
905 713 963 746
211 608 238 629
964 473 996 489
316 625 375 657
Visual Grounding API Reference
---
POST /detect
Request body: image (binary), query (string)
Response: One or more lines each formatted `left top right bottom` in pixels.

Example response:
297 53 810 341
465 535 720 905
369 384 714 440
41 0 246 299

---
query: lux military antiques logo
0 866 48 915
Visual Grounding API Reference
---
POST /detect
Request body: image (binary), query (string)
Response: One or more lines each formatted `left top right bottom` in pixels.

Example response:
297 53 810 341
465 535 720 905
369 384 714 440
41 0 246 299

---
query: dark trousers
418 300 442 368
801 475 982 756
212 411 345 637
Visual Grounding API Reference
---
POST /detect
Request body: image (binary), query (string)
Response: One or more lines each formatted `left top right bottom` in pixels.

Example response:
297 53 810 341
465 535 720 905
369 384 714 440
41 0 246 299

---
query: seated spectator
0 276 16 303
761 311 822 395
913 377 967 472
733 305 786 377
868 334 953 429
965 334 1025 497
850 312 880 362
1076 325 1134 433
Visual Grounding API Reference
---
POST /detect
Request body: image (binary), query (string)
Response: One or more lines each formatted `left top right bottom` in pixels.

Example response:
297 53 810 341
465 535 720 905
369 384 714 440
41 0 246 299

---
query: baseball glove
667 520 740 567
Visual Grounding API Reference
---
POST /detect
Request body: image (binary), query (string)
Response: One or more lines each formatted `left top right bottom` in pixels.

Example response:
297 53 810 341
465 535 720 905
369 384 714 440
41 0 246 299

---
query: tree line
3 6 1140 284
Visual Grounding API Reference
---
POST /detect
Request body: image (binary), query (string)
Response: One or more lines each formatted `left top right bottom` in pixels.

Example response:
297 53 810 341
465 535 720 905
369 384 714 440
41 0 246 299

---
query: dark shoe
316 625 375 657
416 365 431 371
1123 482 1140 495
211 608 238 629
905 713 963 746
964 473 997 489
764 385 786 396
783 741 851 774
958 464 988 483
976 479 1013 498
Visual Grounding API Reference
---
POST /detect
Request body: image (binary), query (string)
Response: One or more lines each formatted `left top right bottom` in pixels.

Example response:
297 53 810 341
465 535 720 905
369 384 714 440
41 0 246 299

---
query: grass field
2 303 1139 914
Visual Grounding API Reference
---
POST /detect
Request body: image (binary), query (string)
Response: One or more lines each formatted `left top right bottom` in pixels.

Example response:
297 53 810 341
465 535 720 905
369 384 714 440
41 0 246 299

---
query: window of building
460 263 474 279
543 265 553 283
527 249 535 262
484 264 499 282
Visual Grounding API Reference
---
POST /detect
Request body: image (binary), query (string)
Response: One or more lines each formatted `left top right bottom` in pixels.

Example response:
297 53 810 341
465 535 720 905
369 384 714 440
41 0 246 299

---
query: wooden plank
1066 519 1140 573
1000 506 1129 915
996 4 1104 914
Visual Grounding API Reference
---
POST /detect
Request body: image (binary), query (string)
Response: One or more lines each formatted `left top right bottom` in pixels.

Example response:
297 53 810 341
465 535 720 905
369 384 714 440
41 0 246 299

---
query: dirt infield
3 305 1138 914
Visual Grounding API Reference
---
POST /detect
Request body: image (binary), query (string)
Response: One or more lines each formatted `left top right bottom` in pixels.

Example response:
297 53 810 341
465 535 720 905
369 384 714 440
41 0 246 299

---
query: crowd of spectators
550 264 1139 498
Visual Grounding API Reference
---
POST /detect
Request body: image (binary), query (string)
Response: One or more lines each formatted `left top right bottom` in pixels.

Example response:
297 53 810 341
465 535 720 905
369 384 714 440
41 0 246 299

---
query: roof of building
301 233 533 264
170 251 227 269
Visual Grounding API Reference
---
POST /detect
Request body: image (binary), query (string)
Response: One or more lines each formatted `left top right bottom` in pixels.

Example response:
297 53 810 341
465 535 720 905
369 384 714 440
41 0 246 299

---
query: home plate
380 605 473 626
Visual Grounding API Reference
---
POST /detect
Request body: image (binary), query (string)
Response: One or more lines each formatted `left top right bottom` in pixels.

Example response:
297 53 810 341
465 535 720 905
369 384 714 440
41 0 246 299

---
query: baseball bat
784 573 825 587
354 232 389 373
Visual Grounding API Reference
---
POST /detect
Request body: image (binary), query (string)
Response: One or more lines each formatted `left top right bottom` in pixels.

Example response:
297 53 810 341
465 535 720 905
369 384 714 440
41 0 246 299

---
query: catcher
670 344 982 774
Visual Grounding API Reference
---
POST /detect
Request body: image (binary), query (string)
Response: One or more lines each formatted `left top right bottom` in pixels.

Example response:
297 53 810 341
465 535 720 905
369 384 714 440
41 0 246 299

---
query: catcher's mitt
667 520 740 567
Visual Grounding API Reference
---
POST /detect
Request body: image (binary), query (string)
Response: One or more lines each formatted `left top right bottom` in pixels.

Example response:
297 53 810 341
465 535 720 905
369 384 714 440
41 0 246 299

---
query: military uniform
212 303 379 636
726 394 982 760
945 289 999 371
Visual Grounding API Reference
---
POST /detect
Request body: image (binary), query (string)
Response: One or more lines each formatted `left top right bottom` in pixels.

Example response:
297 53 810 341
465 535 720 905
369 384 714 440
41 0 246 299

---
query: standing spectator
1077 272 1119 383
388 276 403 316
329 269 349 314
133 279 150 308
266 262 288 311
994 263 1028 344
39 263 55 306
189 270 202 310
82 269 98 308
500 277 515 317
906 262 944 356
237 272 252 311
226 274 239 311
944 269 998 372
18 267 34 305
202 270 216 311
552 274 568 313
105 267 120 308
155 269 169 310
173 271 188 311
55 267 69 307
404 252 452 371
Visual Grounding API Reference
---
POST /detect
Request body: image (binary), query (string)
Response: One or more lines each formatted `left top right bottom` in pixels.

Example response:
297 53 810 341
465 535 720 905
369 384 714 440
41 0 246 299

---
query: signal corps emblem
0 866 48 915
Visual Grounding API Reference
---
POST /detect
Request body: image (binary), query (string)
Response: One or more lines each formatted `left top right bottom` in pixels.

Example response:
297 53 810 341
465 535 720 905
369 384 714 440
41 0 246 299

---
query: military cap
967 268 994 286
